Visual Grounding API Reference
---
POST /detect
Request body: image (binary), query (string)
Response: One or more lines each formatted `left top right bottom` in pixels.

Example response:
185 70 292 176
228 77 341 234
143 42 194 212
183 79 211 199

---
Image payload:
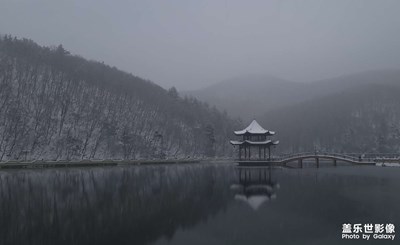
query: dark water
0 163 399 245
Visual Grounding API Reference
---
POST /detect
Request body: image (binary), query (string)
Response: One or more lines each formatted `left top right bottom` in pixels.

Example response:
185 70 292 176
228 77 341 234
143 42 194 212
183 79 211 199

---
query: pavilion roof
234 120 275 135
230 140 279 146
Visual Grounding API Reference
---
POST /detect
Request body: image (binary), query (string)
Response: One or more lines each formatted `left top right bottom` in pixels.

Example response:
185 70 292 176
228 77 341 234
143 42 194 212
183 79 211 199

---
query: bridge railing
274 152 400 162
235 152 400 162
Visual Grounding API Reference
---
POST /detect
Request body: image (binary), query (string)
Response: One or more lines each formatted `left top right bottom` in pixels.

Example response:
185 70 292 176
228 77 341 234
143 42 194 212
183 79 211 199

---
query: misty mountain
260 82 400 154
305 69 400 97
184 75 309 119
186 70 400 154
0 36 237 161
186 70 400 120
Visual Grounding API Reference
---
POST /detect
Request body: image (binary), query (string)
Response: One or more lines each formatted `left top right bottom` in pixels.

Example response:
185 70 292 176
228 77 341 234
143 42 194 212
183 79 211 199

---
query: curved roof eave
234 130 275 136
234 120 275 135
230 140 279 146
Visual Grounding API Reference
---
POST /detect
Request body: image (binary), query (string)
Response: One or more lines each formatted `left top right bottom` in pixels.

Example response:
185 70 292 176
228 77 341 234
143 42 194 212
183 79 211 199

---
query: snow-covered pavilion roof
234 120 275 135
230 140 279 146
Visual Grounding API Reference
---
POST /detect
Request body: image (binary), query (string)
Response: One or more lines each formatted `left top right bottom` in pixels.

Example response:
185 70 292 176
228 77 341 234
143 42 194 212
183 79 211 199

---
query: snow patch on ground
376 162 400 167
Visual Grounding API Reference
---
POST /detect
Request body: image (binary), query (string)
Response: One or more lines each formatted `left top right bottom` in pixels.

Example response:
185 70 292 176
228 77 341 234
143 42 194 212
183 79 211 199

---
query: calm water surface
0 163 399 245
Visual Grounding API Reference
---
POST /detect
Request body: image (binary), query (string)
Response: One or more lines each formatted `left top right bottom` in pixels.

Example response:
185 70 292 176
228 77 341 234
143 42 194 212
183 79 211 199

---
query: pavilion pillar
268 147 271 160
333 159 337 167
249 146 251 159
259 146 261 160
264 146 266 159
316 157 320 168
239 146 242 160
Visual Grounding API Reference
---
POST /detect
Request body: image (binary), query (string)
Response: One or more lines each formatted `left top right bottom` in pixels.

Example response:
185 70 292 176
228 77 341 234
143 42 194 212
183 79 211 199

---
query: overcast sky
1 0 400 90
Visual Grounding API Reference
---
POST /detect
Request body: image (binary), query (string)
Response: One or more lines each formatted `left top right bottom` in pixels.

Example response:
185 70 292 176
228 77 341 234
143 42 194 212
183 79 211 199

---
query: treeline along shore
0 159 212 169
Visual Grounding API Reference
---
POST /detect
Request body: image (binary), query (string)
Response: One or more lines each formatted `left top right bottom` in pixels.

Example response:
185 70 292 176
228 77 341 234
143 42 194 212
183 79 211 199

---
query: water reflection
1 164 400 245
0 164 235 245
231 167 279 210
153 166 400 245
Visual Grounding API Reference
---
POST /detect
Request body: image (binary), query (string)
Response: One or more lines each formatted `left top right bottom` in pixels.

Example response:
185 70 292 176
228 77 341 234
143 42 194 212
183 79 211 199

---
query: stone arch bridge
237 152 400 167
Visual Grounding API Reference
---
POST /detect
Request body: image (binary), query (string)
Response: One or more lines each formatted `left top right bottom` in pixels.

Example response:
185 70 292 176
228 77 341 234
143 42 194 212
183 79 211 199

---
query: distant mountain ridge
260 82 400 153
185 70 400 120
185 70 400 153
184 75 308 119
303 69 400 100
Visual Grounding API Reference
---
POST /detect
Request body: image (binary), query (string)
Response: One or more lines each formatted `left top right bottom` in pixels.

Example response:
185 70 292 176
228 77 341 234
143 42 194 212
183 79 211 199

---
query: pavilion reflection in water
230 167 280 210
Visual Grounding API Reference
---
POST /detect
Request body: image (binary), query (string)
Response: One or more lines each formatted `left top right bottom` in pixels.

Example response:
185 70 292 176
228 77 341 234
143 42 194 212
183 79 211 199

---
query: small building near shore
230 120 279 160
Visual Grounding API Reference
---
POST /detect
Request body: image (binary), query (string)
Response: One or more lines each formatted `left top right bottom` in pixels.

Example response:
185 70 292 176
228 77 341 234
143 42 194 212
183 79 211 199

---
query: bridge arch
277 153 375 166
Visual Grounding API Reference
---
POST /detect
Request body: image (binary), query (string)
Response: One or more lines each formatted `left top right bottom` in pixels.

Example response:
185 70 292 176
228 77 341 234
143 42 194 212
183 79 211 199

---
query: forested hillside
261 83 400 154
0 36 237 161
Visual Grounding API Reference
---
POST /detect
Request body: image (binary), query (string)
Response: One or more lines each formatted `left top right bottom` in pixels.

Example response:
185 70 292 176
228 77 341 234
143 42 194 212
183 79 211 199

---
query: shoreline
1 158 398 170
0 159 219 170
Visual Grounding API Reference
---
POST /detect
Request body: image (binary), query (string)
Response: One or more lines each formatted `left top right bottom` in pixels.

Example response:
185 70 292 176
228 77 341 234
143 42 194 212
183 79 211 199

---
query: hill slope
259 83 400 153
186 70 400 120
184 75 308 119
0 36 237 160
187 70 400 154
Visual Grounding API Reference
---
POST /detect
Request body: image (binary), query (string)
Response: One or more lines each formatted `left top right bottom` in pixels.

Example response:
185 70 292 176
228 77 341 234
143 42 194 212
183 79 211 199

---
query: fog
1 0 400 90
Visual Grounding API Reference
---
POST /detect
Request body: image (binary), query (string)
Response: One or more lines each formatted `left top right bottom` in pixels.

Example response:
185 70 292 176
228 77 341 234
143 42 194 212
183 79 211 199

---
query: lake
0 163 398 245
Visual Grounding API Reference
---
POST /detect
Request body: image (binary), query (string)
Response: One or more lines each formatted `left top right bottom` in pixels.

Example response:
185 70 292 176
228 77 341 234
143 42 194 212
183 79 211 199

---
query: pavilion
230 120 279 161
